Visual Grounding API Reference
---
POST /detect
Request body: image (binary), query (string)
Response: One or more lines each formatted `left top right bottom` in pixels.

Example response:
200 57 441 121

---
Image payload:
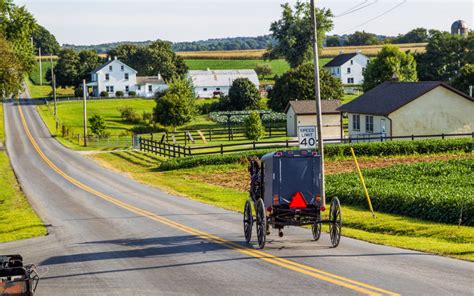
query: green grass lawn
26 78 74 99
184 58 331 77
0 102 47 242
30 60 56 85
91 151 474 261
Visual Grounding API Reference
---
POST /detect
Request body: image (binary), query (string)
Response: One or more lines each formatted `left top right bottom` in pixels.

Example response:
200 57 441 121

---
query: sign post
298 126 317 149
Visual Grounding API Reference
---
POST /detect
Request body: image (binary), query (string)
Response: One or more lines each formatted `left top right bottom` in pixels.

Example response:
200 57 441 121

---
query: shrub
128 91 137 97
115 90 124 97
244 111 266 141
228 78 260 110
100 91 108 97
118 106 141 123
142 111 153 122
74 87 84 97
88 114 107 136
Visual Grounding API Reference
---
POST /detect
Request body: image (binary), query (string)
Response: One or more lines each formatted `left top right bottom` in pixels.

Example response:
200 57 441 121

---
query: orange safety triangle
289 192 307 209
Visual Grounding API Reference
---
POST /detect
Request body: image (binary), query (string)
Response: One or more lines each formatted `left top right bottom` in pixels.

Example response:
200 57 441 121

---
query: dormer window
109 65 113 71
124 73 129 80
105 74 110 80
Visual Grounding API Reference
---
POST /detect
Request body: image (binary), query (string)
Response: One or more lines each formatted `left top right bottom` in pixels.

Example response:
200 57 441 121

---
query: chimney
108 56 111 61
157 73 162 80
339 51 344 55
114 56 117 60
391 73 399 82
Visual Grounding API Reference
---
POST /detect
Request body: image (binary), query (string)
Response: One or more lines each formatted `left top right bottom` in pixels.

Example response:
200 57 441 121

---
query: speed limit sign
298 126 317 149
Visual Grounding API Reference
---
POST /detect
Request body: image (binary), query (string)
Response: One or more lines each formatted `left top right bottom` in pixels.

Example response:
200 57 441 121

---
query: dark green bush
100 91 108 97
115 90 124 97
128 91 137 96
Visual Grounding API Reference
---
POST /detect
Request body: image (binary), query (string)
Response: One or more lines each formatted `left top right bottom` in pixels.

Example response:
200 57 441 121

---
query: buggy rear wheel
243 199 253 243
255 199 266 249
329 197 342 248
312 219 321 241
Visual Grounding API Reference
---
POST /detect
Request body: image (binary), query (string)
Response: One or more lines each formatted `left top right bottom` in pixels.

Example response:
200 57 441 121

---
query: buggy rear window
278 157 318 202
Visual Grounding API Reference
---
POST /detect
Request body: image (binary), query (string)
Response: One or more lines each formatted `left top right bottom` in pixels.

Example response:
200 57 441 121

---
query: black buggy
243 150 342 249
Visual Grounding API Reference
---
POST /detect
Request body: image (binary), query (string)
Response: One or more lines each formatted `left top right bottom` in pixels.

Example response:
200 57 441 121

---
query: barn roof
187 69 260 88
285 100 342 115
337 81 473 116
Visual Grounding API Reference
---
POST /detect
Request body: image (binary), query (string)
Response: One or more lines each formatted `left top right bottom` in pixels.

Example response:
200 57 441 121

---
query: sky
15 0 473 45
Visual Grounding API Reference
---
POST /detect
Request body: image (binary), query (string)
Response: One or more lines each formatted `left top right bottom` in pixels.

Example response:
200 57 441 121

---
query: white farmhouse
89 58 167 98
324 53 369 86
187 69 260 98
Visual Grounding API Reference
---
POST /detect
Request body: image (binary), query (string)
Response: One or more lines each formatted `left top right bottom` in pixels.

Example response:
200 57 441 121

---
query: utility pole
310 0 326 207
469 85 473 97
50 55 58 130
39 47 43 85
83 79 87 147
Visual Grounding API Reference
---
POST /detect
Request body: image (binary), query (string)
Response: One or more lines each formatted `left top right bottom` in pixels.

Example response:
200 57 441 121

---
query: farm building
187 69 260 98
88 58 167 98
285 100 343 140
337 81 474 141
324 52 369 90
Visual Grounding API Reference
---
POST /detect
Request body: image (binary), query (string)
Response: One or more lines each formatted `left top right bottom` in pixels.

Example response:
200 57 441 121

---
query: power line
337 0 407 34
335 1 379 18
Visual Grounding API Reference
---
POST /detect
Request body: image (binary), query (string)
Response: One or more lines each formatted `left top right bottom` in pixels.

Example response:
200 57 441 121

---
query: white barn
89 58 167 98
324 53 369 86
187 69 260 98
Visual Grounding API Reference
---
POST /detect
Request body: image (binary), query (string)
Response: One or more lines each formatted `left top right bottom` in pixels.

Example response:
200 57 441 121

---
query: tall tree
153 78 195 130
268 63 343 112
451 64 474 95
32 25 60 55
0 35 24 97
53 48 80 88
264 1 333 68
325 35 341 47
394 28 429 44
346 31 380 46
362 45 418 91
228 78 261 111
108 40 188 81
415 30 471 83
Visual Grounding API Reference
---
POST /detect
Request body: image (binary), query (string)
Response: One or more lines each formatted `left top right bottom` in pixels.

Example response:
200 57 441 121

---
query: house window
347 67 351 74
347 78 354 84
105 74 110 80
109 65 113 71
365 116 374 133
350 60 353 65
125 85 129 92
106 86 110 92
110 86 114 93
121 65 124 71
137 85 141 91
124 73 129 80
336 68 340 74
203 88 208 91
352 114 360 131
106 86 114 93
148 85 152 92
216 87 220 91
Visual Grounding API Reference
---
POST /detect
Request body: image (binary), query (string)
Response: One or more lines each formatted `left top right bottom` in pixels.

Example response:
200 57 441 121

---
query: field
177 43 427 59
0 102 47 242
90 150 474 261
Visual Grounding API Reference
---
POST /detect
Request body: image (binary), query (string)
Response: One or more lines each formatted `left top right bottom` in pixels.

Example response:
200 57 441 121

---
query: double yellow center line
17 103 399 296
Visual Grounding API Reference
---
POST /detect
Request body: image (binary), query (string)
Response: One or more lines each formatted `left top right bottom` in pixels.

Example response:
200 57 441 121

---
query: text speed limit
298 126 317 149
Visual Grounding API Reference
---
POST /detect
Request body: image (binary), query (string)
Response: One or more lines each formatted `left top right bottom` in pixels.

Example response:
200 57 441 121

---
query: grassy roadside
0 102 47 243
90 151 473 261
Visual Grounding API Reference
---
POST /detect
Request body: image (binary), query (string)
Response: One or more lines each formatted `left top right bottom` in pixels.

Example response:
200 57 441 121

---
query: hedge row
326 158 474 225
158 138 473 171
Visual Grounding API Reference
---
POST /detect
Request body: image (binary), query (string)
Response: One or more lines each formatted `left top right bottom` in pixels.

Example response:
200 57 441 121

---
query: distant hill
62 35 275 54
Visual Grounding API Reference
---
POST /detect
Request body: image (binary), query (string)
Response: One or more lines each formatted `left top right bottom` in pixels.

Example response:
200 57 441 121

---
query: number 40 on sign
298 126 317 149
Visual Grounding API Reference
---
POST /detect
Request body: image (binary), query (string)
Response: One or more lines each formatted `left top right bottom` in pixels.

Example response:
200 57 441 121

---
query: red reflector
266 207 273 212
320 206 326 212
289 192 307 209
312 152 318 156
275 152 282 157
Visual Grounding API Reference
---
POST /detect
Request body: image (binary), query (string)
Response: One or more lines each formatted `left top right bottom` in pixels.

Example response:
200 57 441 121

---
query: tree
268 63 343 112
394 28 428 44
108 40 188 81
264 1 333 68
88 114 107 137
53 48 80 88
254 64 272 79
0 35 24 97
78 50 101 80
415 30 471 82
325 35 341 47
451 64 474 95
362 45 418 91
153 78 195 130
228 78 261 111
346 31 380 46
32 25 60 55
244 111 266 141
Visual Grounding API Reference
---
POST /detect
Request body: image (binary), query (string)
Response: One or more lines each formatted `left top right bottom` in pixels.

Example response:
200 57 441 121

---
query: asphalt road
1 99 473 296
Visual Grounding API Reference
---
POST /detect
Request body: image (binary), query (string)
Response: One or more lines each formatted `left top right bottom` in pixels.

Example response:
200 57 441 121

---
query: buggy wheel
329 197 342 248
255 199 266 249
243 199 253 243
312 220 321 241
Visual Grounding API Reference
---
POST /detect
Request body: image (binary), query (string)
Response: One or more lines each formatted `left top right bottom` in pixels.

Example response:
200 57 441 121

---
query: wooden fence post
253 141 256 150
220 144 224 155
